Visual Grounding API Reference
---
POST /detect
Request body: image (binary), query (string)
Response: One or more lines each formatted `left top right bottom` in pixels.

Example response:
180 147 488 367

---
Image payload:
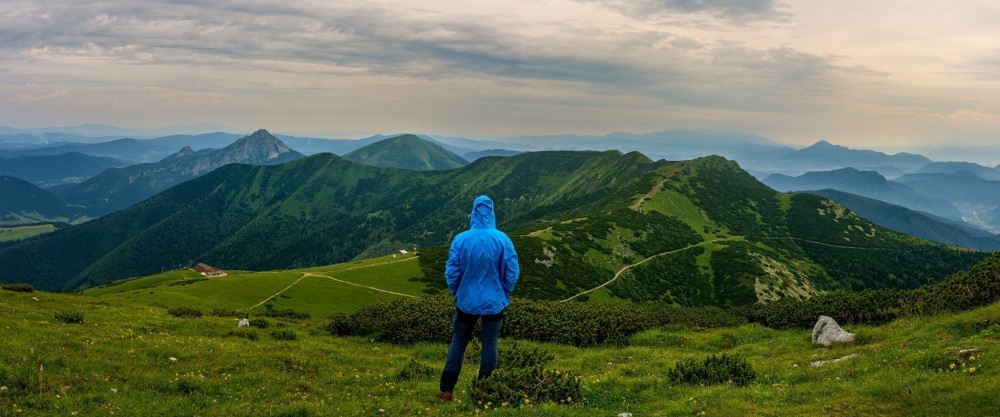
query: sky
1 0 999 146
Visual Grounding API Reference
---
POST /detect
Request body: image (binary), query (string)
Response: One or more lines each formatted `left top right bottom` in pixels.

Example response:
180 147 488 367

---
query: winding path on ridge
242 257 418 311
559 239 731 302
557 236 908 303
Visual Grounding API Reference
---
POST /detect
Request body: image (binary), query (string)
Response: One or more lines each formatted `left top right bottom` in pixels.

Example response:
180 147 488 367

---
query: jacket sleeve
502 236 520 295
445 238 463 296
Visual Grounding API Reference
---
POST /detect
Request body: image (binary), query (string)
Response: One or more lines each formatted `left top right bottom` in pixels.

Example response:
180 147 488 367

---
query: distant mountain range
0 150 984 306
342 134 468 170
762 168 962 220
54 129 303 217
764 167 1000 233
804 189 1000 250
0 153 124 187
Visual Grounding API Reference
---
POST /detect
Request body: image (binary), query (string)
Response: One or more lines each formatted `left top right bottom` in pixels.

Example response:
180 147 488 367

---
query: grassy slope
0 225 56 242
82 253 426 317
1 287 996 416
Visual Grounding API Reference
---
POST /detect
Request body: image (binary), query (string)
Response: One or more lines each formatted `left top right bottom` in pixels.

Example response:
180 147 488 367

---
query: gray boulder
811 316 854 347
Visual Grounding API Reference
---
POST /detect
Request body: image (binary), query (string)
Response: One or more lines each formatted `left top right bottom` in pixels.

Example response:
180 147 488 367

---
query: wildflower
1 386 6 391
969 367 976 374
111 388 117 394
949 363 956 370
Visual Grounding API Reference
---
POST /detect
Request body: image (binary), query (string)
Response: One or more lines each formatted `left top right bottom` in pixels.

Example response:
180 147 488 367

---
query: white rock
811 316 855 347
238 318 250 328
618 413 633 417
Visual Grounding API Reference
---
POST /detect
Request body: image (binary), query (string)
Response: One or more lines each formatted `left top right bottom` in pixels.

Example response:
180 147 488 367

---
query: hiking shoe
436 391 453 401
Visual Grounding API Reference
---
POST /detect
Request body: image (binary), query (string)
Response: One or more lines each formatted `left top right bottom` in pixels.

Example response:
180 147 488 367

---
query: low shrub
328 295 748 346
225 329 259 341
398 359 435 381
271 330 298 341
666 354 756 386
467 344 580 409
468 366 581 408
263 305 311 320
1 284 34 293
250 318 270 329
54 311 84 324
211 308 247 318
167 306 203 318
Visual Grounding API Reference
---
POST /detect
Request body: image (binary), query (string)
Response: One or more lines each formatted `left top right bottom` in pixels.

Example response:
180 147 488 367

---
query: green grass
0 225 56 242
1 286 997 416
82 253 426 318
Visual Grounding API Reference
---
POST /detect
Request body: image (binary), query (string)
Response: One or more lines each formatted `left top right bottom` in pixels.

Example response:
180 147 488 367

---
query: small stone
169 357 178 362
238 318 250 328
811 316 855 347
958 348 980 361
31 297 39 301
618 413 633 417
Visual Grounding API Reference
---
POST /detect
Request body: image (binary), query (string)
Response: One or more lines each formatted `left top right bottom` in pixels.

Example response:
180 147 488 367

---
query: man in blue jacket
437 195 520 401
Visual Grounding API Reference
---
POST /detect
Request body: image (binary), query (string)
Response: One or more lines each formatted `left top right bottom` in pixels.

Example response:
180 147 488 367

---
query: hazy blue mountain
895 171 1000 232
0 153 124 187
762 168 962 220
0 176 78 224
0 133 249 163
916 161 1000 181
342 134 468 170
806 189 1000 250
0 123 239 139
56 129 304 216
766 140 932 177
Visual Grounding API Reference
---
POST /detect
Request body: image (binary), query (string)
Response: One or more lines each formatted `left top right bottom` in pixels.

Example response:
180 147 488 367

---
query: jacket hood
470 195 496 229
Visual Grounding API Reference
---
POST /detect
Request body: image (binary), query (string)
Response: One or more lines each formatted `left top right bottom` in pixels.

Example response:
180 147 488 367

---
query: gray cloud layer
0 0 855 114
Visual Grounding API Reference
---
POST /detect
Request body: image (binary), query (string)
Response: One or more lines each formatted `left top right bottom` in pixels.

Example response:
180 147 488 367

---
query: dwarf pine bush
667 354 756 386
54 311 84 324
167 306 203 318
1 284 34 293
467 344 581 409
397 359 435 381
270 329 298 341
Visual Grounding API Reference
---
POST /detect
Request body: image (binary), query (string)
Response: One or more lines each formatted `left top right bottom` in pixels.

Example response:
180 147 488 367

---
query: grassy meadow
2 282 997 416
0 225 56 242
81 253 425 317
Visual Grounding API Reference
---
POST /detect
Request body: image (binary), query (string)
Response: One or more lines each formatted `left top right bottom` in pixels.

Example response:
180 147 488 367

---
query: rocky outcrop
811 315 855 347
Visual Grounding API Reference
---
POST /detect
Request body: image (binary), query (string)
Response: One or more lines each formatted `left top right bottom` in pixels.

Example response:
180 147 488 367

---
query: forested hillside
0 151 987 303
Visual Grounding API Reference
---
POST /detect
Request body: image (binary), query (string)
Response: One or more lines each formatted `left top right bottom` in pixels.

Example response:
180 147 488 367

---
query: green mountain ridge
0 176 79 225
0 150 987 305
342 134 468 170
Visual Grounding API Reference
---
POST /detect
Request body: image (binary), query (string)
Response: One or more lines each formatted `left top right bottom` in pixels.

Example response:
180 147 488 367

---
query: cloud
578 0 793 24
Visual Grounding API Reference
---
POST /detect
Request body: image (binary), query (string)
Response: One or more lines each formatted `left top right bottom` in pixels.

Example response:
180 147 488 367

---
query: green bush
328 295 747 346
211 308 247 318
468 366 581 408
1 283 34 293
398 359 435 381
167 306 203 318
225 329 259 341
54 311 84 324
666 354 756 386
467 344 580 409
262 304 310 320
250 318 270 329
271 330 298 341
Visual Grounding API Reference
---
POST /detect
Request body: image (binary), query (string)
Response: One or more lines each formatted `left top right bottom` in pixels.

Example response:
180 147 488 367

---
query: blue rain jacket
446 195 520 315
